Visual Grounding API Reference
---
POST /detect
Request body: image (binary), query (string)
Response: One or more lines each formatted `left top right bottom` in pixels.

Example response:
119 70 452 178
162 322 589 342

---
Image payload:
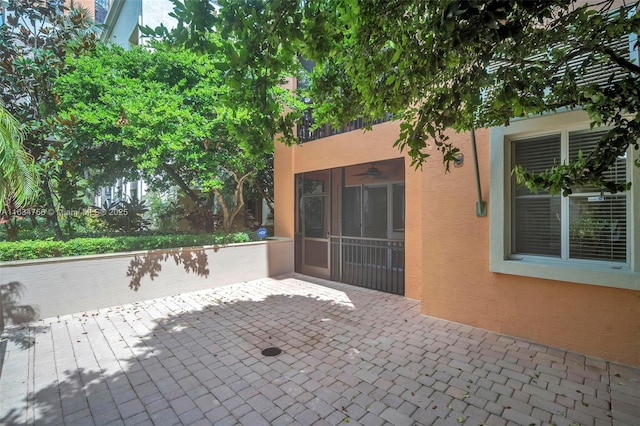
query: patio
1 274 638 426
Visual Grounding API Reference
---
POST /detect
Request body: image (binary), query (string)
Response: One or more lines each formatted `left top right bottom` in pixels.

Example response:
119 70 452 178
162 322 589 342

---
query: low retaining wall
0 238 293 323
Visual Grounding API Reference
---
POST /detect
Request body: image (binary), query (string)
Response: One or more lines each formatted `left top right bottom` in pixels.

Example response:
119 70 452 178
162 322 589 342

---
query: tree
0 0 99 239
250 153 274 217
140 0 218 54
142 0 307 159
139 0 283 227
55 43 269 233
212 0 640 195
0 104 39 211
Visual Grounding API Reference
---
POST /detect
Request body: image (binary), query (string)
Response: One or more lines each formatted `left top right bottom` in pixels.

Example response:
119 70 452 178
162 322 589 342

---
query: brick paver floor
1 274 638 426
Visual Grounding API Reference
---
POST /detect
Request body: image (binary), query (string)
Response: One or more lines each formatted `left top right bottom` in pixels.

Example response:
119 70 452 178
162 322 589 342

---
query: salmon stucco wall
275 121 639 365
273 78 298 239
420 128 640 366
274 138 295 239
274 121 422 301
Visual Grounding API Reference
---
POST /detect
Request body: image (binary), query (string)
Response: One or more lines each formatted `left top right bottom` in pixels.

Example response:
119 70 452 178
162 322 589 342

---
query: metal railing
297 111 394 143
330 236 404 295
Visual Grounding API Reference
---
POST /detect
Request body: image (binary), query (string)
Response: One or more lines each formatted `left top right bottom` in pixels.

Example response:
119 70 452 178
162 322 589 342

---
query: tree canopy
142 0 307 157
210 0 640 195
55 42 270 232
0 0 99 237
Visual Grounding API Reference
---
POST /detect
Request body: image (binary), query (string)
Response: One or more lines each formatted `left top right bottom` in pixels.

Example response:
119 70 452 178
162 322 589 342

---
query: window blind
513 134 561 196
568 130 627 193
513 134 561 256
569 195 627 262
514 197 562 256
568 130 627 262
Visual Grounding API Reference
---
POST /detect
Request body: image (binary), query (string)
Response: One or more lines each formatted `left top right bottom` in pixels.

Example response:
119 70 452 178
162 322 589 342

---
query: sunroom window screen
513 134 561 256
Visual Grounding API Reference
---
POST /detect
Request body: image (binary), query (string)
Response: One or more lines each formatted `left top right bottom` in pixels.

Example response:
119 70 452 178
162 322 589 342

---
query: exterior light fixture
453 153 464 167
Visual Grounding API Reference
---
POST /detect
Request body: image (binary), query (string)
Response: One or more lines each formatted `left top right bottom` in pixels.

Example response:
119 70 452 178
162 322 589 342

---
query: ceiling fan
352 163 389 180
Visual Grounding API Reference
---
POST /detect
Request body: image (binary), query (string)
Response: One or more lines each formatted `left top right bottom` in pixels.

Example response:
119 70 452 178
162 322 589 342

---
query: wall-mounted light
453 153 464 168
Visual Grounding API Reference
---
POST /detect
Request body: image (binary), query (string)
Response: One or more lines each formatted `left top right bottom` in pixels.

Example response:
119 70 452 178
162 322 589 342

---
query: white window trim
490 109 640 291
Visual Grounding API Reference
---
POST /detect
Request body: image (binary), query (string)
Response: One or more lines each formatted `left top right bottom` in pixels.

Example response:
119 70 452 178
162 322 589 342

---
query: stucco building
274 50 640 367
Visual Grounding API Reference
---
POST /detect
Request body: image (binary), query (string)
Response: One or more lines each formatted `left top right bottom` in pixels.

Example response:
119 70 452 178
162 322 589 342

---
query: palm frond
0 104 40 210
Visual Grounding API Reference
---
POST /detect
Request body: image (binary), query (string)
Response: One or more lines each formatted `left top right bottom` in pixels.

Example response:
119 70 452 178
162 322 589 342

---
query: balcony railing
297 110 394 143
330 236 405 295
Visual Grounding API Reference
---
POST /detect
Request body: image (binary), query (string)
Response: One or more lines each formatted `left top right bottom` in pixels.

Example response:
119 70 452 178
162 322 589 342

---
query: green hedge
0 232 252 261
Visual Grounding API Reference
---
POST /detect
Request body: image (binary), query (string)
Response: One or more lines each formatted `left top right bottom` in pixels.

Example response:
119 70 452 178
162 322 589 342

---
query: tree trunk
254 182 275 215
42 177 63 240
161 164 205 209
227 173 250 232
3 221 19 242
213 170 253 233
213 188 231 233
162 164 219 232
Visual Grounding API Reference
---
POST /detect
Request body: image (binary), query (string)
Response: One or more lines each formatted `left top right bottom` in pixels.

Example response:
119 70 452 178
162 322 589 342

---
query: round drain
261 347 282 357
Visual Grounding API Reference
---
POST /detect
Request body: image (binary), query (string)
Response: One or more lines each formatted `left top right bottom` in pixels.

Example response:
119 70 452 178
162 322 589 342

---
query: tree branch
254 182 274 215
212 187 229 230
600 46 640 74
226 172 253 231
161 163 204 208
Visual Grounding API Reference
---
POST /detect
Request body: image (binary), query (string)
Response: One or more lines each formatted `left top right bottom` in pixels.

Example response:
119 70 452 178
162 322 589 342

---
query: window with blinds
512 129 628 263
513 134 562 257
567 130 627 262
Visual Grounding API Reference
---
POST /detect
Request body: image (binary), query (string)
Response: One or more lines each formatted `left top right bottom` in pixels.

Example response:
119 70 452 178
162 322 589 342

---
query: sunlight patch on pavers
1 274 639 426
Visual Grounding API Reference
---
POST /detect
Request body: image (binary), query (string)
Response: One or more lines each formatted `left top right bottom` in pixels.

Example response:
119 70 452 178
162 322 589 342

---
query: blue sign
257 227 268 239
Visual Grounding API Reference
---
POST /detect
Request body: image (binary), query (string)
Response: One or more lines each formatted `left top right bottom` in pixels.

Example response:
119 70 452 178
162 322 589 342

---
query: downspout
471 127 487 217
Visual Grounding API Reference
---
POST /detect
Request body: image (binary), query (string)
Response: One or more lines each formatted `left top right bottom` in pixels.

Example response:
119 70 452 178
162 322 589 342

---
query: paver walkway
1 274 638 426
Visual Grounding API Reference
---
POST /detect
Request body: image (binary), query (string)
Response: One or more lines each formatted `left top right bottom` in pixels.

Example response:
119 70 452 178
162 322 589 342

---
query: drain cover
261 347 282 357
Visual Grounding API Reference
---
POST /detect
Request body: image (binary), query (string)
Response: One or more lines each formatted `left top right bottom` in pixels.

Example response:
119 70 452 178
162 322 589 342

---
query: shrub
94 198 152 235
0 232 256 261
